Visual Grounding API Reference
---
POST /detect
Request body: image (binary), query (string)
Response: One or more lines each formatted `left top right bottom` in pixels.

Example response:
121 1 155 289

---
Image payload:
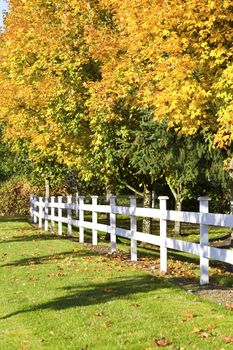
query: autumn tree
0 0 232 210
86 0 233 145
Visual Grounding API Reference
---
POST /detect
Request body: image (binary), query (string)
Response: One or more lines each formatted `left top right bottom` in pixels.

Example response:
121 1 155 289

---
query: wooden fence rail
30 194 233 285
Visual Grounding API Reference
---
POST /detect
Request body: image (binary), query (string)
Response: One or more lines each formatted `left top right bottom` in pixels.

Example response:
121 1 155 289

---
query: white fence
30 194 233 285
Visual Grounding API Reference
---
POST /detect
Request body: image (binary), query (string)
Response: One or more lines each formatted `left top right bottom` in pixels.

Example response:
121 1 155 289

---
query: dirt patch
193 287 233 306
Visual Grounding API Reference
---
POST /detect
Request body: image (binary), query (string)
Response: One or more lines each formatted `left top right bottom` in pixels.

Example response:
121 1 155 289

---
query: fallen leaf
226 303 233 311
200 332 211 338
183 312 195 319
130 303 140 308
47 273 65 277
154 337 171 346
222 335 233 344
102 321 112 328
207 324 216 330
193 327 202 334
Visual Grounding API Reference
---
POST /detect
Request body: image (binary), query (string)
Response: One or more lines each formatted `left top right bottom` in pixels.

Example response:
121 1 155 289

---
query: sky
0 0 8 28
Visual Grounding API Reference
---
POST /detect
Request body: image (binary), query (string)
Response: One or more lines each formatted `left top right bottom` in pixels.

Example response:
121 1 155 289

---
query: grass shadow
0 274 170 320
0 249 103 268
1 233 65 244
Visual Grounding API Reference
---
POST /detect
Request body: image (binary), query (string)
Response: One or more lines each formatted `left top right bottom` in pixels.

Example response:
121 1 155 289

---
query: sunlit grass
0 217 233 349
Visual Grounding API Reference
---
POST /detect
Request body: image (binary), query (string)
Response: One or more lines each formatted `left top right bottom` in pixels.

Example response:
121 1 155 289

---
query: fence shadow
0 274 170 320
0 249 102 268
0 233 65 244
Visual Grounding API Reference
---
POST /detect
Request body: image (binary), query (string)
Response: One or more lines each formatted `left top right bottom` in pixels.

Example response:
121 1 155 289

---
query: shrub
0 177 38 216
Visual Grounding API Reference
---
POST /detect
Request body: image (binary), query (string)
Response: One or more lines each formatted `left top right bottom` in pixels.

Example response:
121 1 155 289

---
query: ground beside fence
0 217 233 350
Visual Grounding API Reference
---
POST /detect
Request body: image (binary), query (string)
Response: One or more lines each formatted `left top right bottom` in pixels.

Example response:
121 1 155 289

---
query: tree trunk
104 185 121 242
45 178 50 198
142 185 152 234
165 177 183 236
174 198 182 236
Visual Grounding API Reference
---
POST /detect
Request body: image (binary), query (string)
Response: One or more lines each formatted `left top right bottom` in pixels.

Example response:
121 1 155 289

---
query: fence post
44 196 49 231
30 194 34 223
67 195 72 237
33 196 38 224
58 196 63 236
38 197 43 229
130 196 137 261
50 196 55 233
79 196 85 243
159 196 169 273
92 196 98 245
198 196 211 285
76 192 79 221
110 196 116 253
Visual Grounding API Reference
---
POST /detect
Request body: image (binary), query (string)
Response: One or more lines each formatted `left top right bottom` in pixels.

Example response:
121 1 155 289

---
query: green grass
0 217 233 350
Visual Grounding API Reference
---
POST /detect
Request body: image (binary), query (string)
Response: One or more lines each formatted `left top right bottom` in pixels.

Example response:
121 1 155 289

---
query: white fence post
58 196 63 236
30 194 34 223
38 197 43 229
159 196 169 273
76 192 79 220
67 195 72 237
130 196 137 261
50 196 55 233
198 196 211 285
79 196 85 243
44 196 49 231
110 196 116 253
92 196 98 245
33 196 38 224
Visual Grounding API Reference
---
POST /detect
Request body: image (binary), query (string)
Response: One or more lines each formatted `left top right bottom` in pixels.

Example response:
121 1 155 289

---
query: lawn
0 217 233 350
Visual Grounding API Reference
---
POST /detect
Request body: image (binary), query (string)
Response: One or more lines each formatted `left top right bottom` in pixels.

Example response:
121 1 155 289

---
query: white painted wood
50 196 55 233
163 209 233 227
78 204 111 213
31 193 233 285
206 246 233 264
134 231 161 245
165 238 200 255
130 196 137 261
134 207 160 218
198 197 211 285
115 206 160 218
44 197 49 232
30 194 33 223
159 196 169 273
58 196 63 236
115 227 131 238
92 196 98 245
38 197 43 228
67 196 72 237
79 196 85 243
110 196 116 253
76 192 79 220
33 196 38 224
